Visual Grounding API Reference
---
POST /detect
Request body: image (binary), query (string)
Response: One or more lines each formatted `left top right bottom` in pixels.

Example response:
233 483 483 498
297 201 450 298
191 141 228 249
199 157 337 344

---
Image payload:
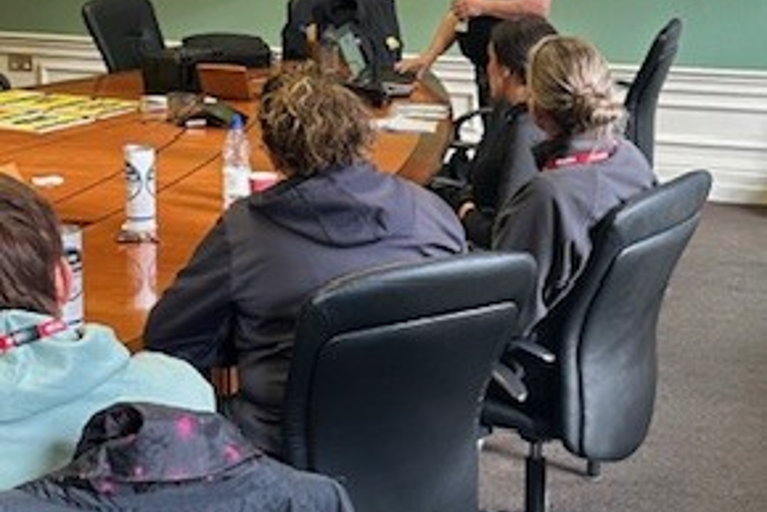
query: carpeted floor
478 202 767 512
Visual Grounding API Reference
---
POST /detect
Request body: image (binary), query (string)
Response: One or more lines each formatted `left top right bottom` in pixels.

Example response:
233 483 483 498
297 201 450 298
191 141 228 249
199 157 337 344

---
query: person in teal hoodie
0 174 216 490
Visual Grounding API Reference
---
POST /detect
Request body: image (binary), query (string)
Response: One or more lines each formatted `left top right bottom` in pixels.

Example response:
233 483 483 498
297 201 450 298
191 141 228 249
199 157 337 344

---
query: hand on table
395 56 431 80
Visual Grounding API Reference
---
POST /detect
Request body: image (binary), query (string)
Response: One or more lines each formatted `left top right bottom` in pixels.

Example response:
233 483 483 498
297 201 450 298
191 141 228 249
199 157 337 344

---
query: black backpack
282 0 402 68
141 33 272 94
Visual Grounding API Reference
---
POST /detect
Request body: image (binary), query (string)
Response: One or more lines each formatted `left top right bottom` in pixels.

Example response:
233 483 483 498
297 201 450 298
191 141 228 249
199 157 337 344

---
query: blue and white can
60 224 84 330
123 144 157 234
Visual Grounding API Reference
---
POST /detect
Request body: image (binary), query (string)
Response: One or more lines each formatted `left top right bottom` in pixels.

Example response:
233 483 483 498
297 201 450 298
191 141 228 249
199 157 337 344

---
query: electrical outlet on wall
8 54 34 73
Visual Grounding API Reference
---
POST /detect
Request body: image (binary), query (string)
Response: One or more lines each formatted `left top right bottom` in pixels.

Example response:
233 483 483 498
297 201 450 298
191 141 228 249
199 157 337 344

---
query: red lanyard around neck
543 148 613 171
0 318 68 352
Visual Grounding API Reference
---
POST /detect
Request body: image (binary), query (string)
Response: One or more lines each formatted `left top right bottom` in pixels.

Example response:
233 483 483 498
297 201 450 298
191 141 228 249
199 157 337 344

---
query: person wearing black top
439 15 556 248
396 0 551 106
282 0 403 68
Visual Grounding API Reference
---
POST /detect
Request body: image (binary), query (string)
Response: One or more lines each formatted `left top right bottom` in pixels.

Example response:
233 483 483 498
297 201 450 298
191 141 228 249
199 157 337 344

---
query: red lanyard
0 318 68 352
544 149 612 171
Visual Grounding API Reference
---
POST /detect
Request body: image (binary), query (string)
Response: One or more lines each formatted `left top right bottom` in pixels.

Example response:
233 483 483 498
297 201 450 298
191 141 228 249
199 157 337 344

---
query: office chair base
525 442 547 512
586 459 602 480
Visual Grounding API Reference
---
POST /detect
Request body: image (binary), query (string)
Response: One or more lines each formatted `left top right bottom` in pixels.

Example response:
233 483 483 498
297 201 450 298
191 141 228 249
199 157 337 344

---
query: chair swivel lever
491 362 528 403
511 338 555 364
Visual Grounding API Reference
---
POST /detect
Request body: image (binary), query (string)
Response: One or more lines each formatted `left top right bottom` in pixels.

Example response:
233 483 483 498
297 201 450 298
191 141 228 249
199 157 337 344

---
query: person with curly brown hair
144 68 465 457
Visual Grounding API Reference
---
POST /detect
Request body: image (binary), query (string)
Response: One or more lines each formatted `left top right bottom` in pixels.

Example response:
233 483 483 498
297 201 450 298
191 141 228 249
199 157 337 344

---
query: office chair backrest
283 252 536 512
624 18 682 167
82 0 165 72
536 170 711 460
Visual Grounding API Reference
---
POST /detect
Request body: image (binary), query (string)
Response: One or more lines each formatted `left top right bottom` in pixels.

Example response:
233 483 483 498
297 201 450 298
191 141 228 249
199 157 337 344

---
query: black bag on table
141 33 272 94
141 46 215 94
182 33 272 69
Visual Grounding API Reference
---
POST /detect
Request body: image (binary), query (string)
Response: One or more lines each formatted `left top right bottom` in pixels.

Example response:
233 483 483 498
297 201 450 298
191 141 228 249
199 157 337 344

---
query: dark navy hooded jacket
144 162 465 456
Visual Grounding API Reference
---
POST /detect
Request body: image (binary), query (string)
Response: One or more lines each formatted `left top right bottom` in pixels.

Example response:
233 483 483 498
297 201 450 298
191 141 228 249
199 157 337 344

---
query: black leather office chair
623 18 683 167
482 170 712 512
283 252 537 512
82 0 165 72
0 73 10 90
436 106 493 186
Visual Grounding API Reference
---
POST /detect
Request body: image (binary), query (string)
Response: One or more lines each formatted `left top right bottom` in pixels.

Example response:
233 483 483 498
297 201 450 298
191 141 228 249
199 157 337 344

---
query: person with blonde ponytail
492 35 656 330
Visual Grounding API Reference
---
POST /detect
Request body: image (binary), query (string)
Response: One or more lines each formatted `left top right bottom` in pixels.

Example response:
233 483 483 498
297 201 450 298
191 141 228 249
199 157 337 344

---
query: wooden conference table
0 70 453 351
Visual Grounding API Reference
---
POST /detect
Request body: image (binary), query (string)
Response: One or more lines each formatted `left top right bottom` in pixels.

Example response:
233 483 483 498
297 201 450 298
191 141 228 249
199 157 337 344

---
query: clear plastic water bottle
221 114 252 209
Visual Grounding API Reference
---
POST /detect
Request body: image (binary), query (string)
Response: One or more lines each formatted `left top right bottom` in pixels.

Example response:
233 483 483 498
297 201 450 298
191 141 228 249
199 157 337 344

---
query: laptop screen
335 24 367 79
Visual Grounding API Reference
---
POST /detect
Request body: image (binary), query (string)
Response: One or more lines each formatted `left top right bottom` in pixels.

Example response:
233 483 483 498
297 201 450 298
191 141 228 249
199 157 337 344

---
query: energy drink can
60 224 84 330
123 144 157 234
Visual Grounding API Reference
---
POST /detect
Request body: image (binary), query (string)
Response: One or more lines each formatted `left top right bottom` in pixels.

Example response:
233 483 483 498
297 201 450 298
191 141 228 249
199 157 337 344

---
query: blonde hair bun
528 35 625 137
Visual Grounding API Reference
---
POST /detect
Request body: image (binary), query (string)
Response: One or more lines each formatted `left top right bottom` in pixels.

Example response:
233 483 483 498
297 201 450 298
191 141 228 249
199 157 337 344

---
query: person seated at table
440 14 556 248
492 35 656 329
143 67 466 457
0 175 215 491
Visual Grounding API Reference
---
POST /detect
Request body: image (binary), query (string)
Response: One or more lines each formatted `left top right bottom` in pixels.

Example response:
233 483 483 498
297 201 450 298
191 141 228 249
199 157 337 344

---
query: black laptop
335 24 415 97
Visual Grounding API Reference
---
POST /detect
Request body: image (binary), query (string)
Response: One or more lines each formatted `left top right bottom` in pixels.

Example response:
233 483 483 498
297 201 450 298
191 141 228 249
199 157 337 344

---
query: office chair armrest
451 106 492 143
428 175 464 189
490 338 555 404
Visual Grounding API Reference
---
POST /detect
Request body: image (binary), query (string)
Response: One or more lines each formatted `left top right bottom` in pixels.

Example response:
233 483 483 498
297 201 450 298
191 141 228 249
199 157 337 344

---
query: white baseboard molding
648 67 767 204
435 60 767 205
3 31 767 205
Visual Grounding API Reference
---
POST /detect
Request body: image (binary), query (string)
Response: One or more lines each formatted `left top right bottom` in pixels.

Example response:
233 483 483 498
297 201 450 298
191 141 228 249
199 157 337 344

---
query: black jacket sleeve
143 219 235 370
461 207 494 249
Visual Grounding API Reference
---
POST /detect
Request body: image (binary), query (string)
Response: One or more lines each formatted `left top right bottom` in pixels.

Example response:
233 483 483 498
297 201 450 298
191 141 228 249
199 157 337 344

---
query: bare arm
452 0 551 20
397 0 551 76
395 11 460 77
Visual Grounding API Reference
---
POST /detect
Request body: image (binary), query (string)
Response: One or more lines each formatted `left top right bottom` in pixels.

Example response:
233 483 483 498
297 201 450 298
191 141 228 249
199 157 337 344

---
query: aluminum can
60 224 84 330
123 144 157 233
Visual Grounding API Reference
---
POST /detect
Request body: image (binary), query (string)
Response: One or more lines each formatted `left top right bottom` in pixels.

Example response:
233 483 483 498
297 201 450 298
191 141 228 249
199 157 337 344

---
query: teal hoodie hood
0 310 129 423
0 309 215 490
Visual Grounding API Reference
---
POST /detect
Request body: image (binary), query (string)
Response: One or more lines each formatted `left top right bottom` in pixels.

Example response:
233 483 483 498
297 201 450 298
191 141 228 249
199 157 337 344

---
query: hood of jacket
244 162 418 248
0 309 129 423
58 402 261 489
